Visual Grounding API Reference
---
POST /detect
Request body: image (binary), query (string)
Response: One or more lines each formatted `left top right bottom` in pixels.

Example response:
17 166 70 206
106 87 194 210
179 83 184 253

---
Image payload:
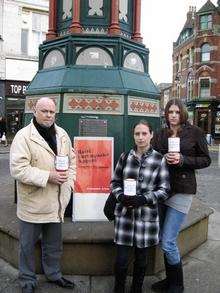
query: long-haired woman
151 98 211 293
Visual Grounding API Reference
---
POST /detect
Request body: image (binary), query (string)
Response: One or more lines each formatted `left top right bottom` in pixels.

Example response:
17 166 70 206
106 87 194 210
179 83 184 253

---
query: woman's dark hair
133 119 153 134
164 98 188 127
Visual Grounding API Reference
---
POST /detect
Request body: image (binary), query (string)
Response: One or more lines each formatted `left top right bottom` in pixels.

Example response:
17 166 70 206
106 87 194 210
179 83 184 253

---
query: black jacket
152 123 211 194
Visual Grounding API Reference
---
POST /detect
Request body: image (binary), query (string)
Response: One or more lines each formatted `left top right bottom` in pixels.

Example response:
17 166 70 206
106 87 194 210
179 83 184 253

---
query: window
32 13 48 56
187 75 194 101
21 29 28 54
177 55 182 72
76 47 113 66
200 78 210 98
123 52 144 72
200 14 212 30
43 50 65 69
21 9 48 56
189 47 194 65
201 43 211 62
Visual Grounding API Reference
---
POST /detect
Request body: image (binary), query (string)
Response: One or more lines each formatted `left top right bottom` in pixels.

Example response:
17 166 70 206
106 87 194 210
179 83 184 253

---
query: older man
10 98 76 293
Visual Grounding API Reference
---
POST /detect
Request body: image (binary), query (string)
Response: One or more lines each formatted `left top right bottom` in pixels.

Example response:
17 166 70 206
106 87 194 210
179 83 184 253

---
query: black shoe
51 277 75 289
22 284 35 293
151 278 169 292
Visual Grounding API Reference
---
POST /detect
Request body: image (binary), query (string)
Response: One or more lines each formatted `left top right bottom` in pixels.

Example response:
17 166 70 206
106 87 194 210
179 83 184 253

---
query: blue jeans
159 204 187 265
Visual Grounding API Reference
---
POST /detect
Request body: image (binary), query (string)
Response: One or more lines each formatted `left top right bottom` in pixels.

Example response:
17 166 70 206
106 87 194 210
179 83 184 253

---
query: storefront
187 99 220 142
3 80 29 137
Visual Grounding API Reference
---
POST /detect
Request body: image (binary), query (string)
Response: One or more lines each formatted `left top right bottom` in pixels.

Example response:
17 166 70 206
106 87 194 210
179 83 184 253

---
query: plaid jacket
111 148 170 248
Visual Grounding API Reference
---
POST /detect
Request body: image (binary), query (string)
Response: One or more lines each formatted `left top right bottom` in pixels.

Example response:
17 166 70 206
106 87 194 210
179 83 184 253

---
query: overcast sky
141 0 211 84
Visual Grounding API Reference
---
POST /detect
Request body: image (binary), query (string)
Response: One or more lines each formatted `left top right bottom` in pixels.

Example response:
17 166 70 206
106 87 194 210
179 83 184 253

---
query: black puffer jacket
152 122 211 194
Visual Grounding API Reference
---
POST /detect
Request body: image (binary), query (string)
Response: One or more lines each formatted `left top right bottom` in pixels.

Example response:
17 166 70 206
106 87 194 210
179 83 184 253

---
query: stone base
0 195 213 275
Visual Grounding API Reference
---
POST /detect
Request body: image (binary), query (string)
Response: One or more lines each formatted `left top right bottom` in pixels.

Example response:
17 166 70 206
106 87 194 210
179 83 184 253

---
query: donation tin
168 137 180 152
55 155 69 171
124 178 136 196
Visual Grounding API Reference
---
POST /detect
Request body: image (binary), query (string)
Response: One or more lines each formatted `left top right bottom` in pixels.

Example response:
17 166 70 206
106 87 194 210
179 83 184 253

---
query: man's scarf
33 117 57 155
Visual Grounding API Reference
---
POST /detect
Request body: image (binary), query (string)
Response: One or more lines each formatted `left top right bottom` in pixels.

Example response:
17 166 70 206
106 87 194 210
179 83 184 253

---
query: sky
141 0 211 84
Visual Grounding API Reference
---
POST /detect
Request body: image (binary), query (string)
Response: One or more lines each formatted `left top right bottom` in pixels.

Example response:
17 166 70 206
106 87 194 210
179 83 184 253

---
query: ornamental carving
62 0 72 19
128 97 160 117
63 94 123 114
25 95 60 113
119 0 128 22
88 0 103 16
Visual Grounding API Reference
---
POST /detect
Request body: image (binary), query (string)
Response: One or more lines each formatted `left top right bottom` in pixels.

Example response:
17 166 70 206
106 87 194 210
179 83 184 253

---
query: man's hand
165 152 181 165
48 170 69 185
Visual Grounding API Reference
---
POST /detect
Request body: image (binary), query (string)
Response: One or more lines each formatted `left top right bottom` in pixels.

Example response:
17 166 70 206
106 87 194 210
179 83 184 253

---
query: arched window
43 50 65 69
201 43 211 62
76 47 113 66
123 52 144 72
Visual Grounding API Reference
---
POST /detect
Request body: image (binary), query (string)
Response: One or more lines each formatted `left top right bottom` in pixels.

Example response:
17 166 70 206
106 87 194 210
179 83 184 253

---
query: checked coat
111 148 170 248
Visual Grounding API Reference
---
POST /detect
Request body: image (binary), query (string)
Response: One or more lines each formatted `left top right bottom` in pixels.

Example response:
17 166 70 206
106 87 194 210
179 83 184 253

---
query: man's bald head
35 97 56 110
34 98 56 128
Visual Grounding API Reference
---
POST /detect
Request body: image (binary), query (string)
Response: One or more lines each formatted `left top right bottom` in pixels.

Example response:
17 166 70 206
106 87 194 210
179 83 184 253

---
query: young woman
111 120 170 293
151 98 211 293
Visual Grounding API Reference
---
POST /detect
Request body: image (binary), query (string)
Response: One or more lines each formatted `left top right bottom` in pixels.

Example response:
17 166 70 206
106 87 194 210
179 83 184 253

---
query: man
10 98 76 293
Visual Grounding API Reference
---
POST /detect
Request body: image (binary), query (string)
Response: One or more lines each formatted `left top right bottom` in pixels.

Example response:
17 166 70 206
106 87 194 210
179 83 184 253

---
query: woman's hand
165 152 181 165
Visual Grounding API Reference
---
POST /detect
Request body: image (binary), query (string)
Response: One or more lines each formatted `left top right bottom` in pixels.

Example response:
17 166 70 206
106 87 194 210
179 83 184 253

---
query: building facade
0 0 48 136
172 1 220 141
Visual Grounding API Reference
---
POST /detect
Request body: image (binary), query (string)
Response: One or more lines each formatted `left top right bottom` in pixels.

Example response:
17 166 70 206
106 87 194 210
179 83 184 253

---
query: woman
111 120 170 293
151 98 211 293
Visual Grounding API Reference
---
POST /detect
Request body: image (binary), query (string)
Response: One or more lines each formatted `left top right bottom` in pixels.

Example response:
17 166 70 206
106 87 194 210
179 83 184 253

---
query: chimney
187 6 196 20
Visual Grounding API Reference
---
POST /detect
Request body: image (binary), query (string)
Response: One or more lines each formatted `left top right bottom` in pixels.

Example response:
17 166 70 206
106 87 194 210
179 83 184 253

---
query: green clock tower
25 0 160 161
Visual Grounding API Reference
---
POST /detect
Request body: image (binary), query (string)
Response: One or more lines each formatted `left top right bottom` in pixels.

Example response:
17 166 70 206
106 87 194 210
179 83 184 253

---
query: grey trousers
19 220 63 288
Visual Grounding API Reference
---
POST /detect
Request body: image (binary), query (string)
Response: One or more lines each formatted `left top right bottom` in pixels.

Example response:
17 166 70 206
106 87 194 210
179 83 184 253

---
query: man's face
34 99 56 128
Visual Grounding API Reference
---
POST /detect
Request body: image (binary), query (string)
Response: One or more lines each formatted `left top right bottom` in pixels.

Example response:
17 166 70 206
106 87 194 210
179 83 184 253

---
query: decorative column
132 0 143 42
46 0 57 40
69 0 82 34
108 0 121 35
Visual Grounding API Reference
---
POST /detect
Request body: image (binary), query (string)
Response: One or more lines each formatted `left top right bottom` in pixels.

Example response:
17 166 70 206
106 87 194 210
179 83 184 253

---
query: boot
151 255 169 292
130 265 146 293
166 261 184 293
114 265 127 293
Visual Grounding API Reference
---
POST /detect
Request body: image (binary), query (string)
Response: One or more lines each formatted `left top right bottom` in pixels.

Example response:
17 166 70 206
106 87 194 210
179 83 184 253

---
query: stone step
0 196 213 275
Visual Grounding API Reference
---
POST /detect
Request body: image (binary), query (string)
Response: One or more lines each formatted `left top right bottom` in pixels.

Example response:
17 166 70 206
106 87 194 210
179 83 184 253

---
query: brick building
173 0 220 141
0 0 48 136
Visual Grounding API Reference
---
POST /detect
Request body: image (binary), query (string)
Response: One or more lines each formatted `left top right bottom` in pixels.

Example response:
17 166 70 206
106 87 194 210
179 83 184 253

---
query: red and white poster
73 137 114 221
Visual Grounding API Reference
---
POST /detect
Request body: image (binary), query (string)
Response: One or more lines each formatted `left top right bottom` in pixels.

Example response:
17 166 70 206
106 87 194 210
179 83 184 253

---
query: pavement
0 210 219 293
0 144 220 292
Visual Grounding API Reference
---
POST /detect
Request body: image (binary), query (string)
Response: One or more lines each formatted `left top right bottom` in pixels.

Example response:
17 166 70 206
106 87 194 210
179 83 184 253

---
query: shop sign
5 81 29 98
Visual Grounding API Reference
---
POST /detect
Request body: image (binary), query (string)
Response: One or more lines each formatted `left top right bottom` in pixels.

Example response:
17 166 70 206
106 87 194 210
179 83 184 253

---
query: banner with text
73 137 114 221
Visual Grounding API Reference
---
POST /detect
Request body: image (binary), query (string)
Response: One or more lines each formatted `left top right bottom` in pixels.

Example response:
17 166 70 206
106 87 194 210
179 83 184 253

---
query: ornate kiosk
0 1 212 278
25 0 160 163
